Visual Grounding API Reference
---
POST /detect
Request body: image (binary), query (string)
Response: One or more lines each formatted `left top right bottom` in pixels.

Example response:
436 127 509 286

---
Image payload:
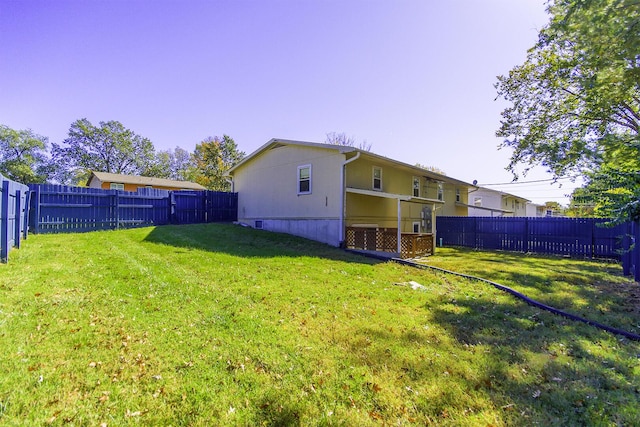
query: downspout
340 152 361 244
397 198 402 255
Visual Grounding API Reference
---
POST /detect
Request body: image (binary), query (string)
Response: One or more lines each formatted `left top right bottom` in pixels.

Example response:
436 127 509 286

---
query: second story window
412 177 420 197
474 197 482 206
298 164 311 194
437 182 444 201
455 188 461 202
373 167 382 190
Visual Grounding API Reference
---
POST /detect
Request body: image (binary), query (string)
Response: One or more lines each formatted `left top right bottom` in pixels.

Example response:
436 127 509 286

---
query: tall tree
191 135 245 191
415 163 447 176
51 119 156 185
325 132 372 152
0 125 50 184
495 0 640 220
143 147 195 180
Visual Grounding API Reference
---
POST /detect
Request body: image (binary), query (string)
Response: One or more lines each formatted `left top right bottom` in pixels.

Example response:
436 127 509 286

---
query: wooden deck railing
345 227 433 258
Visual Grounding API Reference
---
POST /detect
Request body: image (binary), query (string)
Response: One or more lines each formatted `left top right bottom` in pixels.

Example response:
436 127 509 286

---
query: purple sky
0 0 576 204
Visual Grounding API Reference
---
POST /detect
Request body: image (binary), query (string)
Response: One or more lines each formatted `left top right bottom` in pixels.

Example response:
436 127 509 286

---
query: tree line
0 119 245 191
496 0 640 222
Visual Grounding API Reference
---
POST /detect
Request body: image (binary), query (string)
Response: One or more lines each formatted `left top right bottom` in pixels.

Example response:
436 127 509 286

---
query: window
110 183 124 190
455 188 461 202
373 167 382 190
255 220 263 229
412 177 420 197
412 222 420 233
474 197 482 207
437 182 444 201
297 164 311 194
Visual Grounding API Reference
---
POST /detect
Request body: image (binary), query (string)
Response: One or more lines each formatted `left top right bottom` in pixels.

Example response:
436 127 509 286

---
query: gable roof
227 138 475 188
88 171 206 190
471 186 531 203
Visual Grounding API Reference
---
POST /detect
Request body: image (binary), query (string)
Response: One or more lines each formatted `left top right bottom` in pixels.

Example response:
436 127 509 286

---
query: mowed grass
0 224 638 426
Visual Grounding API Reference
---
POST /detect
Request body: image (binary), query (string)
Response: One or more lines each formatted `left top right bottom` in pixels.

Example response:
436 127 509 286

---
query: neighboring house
526 203 546 217
226 138 474 258
87 171 206 192
466 187 530 217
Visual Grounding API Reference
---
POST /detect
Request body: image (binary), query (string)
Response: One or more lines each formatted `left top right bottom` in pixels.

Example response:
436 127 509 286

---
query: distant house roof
87 171 206 190
227 138 476 188
471 186 531 203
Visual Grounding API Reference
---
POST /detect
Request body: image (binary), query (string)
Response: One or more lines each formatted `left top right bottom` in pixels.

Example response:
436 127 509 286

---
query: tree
415 163 447 175
495 0 640 220
51 119 157 185
325 132 372 152
190 135 245 191
0 125 50 184
144 147 196 180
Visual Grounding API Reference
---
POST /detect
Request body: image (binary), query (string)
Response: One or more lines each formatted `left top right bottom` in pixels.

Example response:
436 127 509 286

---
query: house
526 202 546 217
466 187 530 217
86 171 206 192
226 138 474 258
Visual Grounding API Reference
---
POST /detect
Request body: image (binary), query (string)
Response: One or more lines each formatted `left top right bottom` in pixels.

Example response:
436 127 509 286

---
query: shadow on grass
427 247 640 333
143 223 383 265
425 296 640 425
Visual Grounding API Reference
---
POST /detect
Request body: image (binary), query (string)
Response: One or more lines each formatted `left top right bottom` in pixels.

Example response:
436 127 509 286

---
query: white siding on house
232 144 345 246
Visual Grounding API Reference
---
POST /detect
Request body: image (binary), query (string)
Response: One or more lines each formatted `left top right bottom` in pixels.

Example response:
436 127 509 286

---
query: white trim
346 187 445 204
297 164 312 195
412 176 420 198
372 166 382 191
412 221 420 233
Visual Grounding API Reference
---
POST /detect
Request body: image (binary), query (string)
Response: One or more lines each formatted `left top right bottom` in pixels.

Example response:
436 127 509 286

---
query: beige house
466 187 530 217
87 171 206 192
226 139 474 258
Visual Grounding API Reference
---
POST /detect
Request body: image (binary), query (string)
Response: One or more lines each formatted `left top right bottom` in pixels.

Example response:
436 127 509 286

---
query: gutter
340 152 361 244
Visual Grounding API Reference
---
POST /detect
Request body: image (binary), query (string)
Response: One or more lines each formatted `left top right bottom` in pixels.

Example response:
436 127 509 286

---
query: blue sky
0 0 576 204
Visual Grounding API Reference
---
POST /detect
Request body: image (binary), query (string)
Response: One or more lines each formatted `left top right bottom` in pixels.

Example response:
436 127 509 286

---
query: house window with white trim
110 183 124 190
437 182 444 201
373 167 382 190
412 177 420 197
297 164 312 194
412 222 420 233
456 188 461 202
474 197 482 206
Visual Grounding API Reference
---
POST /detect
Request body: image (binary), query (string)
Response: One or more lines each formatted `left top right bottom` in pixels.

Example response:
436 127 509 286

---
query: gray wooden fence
0 174 30 262
28 184 238 233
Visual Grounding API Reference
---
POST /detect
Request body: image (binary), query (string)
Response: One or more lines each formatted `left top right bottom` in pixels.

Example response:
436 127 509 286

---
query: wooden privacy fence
0 175 30 262
437 217 627 258
437 216 640 281
28 184 238 234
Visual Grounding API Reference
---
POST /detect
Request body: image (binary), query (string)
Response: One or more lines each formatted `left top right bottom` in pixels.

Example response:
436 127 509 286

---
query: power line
482 177 574 186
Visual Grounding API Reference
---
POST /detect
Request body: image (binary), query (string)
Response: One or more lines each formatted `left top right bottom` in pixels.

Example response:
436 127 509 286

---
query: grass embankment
1 224 639 426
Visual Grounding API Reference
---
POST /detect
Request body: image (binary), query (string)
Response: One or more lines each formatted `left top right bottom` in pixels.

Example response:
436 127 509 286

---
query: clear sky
0 0 576 204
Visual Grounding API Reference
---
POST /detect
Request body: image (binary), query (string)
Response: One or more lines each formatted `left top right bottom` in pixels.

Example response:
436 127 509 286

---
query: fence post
22 190 30 240
1 179 9 263
31 185 40 234
635 220 640 283
169 191 176 224
622 222 631 276
523 217 529 253
113 190 120 230
14 190 21 249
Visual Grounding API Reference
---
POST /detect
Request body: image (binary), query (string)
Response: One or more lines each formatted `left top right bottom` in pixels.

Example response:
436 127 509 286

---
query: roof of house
227 138 476 188
469 186 531 203
88 171 206 190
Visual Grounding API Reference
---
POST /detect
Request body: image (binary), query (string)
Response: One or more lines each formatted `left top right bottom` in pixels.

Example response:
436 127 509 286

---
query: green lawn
1 224 639 426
